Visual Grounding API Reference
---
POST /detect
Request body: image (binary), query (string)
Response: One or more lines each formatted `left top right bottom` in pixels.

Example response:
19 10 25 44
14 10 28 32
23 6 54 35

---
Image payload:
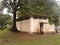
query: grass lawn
0 30 60 45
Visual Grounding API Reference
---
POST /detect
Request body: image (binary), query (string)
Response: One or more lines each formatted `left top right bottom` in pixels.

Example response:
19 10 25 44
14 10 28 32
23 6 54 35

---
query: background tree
2 0 27 32
1 0 59 31
0 1 3 14
0 14 12 30
18 0 57 16
18 0 59 25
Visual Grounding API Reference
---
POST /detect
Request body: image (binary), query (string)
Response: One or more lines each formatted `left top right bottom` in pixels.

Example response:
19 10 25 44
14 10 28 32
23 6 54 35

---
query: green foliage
2 0 28 32
18 0 59 25
49 18 55 24
0 14 12 30
18 0 57 17
54 16 59 26
0 1 3 13
49 15 59 26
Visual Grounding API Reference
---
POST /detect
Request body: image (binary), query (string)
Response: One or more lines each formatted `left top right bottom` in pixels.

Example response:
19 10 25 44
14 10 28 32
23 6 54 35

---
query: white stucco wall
16 22 20 31
16 19 31 33
30 17 55 33
31 18 49 33
16 17 56 33
31 19 40 33
43 24 56 33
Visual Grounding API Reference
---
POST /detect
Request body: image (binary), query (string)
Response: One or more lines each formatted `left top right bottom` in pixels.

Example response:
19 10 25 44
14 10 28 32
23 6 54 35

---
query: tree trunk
12 10 18 32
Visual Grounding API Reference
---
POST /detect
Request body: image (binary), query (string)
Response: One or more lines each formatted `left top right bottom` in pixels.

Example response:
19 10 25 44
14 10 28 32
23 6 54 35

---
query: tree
18 0 58 25
18 0 57 16
1 0 59 31
2 0 27 32
0 14 12 30
0 1 3 14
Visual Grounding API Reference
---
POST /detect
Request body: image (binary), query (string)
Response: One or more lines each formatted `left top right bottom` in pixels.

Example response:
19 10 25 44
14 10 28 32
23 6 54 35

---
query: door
40 23 43 34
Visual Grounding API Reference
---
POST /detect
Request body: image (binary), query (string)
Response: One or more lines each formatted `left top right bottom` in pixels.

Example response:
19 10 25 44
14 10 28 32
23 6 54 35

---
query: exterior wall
16 19 31 33
31 19 40 33
16 22 20 31
30 17 49 33
43 24 56 33
30 17 55 33
16 17 56 33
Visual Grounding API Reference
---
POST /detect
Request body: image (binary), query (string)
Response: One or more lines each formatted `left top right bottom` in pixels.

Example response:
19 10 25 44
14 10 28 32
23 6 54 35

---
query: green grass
4 35 60 45
0 30 18 39
0 30 60 45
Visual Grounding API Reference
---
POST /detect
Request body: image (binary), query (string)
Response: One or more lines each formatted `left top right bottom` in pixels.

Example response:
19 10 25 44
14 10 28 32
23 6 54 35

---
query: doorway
40 23 43 34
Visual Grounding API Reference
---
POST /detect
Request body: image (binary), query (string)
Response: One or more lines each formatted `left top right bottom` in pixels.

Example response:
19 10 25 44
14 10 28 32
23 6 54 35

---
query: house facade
16 17 56 34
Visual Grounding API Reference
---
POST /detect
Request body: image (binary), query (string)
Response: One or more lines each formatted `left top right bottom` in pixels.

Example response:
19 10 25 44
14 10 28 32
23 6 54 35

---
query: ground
0 30 60 45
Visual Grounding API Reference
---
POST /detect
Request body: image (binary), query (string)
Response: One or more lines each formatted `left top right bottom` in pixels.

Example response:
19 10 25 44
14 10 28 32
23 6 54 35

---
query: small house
16 15 56 34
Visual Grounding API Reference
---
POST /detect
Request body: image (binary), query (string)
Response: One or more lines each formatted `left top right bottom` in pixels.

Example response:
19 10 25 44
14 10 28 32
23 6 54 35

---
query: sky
0 0 3 1
56 0 60 1
3 8 8 14
56 0 60 6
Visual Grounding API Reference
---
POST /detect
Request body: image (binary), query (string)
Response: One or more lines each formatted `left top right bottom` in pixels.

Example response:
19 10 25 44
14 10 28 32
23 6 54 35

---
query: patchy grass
0 30 60 45
0 30 8 36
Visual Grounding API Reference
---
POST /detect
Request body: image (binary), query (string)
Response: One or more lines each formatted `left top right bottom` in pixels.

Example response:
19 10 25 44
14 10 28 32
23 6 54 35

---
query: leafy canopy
18 0 57 17
0 14 12 29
